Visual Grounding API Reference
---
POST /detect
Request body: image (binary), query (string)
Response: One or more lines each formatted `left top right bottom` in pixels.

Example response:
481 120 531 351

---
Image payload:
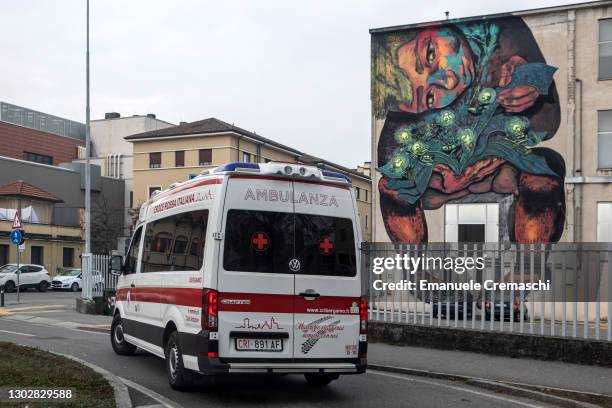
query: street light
82 0 92 300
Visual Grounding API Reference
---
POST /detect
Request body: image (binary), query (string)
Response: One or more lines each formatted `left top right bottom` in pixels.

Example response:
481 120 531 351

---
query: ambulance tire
111 314 137 356
165 331 195 390
304 373 338 386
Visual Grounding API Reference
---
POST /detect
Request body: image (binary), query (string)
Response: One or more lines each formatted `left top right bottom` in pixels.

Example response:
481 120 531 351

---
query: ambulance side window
125 227 143 274
141 210 209 272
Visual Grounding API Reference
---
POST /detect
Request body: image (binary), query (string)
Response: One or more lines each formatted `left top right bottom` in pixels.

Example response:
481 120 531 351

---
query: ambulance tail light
202 289 218 331
360 296 368 334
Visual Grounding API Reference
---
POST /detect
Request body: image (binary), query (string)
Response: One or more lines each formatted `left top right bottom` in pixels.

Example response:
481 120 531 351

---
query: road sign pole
16 246 20 303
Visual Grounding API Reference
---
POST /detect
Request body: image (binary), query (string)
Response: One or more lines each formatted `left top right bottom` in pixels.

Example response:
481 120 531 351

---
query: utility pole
82 0 92 300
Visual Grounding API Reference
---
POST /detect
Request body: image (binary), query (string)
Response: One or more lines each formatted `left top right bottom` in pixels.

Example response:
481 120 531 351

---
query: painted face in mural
395 28 475 113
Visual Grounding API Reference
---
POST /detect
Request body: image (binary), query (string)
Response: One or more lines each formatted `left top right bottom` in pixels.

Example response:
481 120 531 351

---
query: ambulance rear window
223 210 356 276
223 210 294 273
294 214 356 277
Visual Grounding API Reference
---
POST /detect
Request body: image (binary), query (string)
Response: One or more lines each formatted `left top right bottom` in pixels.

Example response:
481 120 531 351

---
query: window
294 214 356 277
0 245 8 265
142 210 209 272
23 151 52 165
63 248 74 267
356 187 361 200
129 191 133 208
224 210 294 273
598 111 612 168
597 203 612 241
149 152 161 168
365 190 368 202
600 19 612 80
31 246 44 265
199 149 212 166
223 210 356 276
175 151 185 167
242 152 251 163
458 224 486 243
149 186 161 198
125 227 143 274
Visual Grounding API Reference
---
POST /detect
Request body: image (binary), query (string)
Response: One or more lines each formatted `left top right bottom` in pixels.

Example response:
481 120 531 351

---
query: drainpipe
566 10 576 242
576 78 583 243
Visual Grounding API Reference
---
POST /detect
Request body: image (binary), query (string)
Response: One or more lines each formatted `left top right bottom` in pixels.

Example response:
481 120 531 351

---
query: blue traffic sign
10 229 24 246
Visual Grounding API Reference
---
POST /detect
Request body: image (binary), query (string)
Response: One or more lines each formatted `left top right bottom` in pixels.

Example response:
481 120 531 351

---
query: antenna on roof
445 11 449 20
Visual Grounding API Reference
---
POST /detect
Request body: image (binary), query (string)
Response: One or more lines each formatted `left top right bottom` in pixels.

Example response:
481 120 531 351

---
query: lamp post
82 0 92 300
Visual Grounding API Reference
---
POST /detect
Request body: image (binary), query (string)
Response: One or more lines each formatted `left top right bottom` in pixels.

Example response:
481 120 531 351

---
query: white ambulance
109 162 367 389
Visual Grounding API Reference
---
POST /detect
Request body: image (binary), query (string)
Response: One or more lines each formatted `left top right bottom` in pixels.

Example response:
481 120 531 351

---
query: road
0 292 568 407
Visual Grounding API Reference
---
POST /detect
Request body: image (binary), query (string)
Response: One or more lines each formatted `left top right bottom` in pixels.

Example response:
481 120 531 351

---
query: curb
50 351 132 408
367 364 609 408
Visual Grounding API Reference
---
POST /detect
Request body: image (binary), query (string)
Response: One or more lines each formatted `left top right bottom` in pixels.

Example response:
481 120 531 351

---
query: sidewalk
368 342 612 396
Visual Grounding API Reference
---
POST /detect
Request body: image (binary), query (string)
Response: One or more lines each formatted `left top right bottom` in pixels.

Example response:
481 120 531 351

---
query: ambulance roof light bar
212 161 352 185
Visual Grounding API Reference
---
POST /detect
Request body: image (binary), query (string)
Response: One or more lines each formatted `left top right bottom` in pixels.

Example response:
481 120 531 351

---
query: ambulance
109 162 367 389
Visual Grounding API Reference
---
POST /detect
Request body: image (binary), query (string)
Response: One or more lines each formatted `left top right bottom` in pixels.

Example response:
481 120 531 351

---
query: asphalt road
0 306 559 407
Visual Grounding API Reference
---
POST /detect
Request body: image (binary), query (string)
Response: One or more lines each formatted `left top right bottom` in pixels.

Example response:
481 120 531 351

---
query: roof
298 154 371 181
125 117 371 180
0 180 64 203
369 0 611 34
124 117 302 155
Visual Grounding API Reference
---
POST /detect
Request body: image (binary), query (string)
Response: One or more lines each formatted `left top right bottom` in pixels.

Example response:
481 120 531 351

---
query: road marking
0 329 36 337
119 377 181 408
369 370 546 408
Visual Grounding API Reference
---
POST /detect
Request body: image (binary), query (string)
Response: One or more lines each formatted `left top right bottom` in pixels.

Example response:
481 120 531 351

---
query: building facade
88 113 174 249
370 0 612 244
0 157 125 273
125 117 373 241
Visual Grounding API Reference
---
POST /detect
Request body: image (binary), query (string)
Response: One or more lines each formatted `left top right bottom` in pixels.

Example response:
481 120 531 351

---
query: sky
0 0 591 168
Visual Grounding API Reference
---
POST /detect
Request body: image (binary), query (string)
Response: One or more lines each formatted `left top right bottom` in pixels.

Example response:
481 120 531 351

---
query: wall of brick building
0 121 84 165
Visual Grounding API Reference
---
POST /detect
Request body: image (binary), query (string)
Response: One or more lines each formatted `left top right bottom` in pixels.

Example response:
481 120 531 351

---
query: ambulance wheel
165 331 195 390
304 373 338 386
111 314 136 356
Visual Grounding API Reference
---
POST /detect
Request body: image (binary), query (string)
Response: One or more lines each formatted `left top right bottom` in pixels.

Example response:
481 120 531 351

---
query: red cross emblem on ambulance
319 236 335 255
251 232 270 251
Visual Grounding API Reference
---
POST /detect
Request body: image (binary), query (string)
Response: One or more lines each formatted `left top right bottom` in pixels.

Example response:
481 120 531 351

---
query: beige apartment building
370 0 612 244
126 118 372 241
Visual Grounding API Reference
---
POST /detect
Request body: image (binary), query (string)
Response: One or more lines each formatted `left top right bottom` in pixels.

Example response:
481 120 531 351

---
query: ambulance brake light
202 289 218 331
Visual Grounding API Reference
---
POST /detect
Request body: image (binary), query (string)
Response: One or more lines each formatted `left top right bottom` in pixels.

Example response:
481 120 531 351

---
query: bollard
1 284 4 307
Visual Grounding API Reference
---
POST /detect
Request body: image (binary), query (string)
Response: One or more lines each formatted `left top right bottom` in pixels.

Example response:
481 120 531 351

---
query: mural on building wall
373 16 566 243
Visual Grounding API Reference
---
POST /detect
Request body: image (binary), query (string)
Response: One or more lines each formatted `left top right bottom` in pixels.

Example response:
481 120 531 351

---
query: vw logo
288 258 301 272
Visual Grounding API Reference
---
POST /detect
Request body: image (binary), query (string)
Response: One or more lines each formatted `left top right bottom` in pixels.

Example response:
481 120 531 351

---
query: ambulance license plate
235 338 283 352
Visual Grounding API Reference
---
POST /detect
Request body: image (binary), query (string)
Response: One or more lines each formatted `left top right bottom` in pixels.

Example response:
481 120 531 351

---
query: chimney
146 113 156 119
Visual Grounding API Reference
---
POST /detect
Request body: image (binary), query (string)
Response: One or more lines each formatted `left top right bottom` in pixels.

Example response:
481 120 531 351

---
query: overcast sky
0 0 589 168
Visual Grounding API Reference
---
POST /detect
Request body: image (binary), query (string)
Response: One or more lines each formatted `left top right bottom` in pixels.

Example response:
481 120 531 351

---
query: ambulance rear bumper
197 358 367 375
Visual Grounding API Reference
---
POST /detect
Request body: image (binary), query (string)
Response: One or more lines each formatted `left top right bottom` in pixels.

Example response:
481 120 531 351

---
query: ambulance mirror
109 255 124 275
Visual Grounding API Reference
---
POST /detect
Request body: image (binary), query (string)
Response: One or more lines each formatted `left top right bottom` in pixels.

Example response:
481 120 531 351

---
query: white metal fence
81 254 118 298
362 242 612 342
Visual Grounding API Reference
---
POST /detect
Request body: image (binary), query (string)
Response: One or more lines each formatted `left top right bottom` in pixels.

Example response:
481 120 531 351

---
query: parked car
478 291 529 322
0 264 51 292
431 291 474 320
51 268 104 292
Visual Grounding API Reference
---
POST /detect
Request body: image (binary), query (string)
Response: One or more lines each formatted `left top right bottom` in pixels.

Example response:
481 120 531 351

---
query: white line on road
368 370 546 408
119 377 182 408
0 329 35 337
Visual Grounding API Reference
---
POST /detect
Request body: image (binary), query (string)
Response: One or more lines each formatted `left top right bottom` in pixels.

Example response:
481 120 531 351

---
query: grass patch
0 342 115 408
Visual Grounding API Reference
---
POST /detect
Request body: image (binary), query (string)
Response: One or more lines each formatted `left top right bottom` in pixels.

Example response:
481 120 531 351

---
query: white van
109 162 367 389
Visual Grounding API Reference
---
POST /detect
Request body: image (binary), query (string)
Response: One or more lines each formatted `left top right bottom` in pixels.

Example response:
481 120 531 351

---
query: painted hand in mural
497 56 539 113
